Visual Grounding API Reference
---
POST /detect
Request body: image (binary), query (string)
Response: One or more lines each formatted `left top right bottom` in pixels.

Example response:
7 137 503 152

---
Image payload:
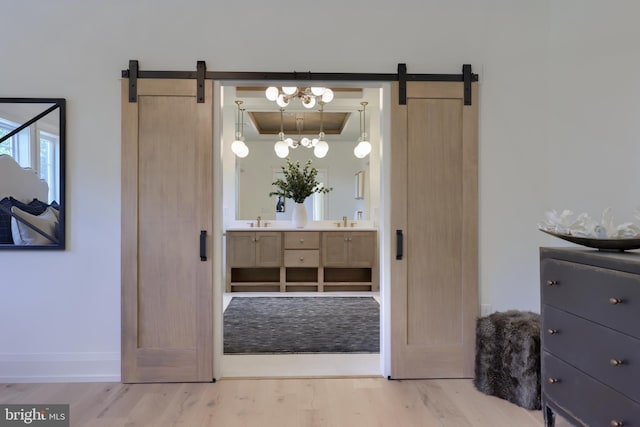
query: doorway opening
215 82 391 378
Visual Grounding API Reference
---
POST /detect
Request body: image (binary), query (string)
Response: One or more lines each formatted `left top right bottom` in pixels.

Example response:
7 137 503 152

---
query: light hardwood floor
0 378 556 427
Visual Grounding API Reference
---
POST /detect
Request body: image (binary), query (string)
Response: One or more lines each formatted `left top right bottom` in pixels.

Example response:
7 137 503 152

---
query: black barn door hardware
122 61 478 106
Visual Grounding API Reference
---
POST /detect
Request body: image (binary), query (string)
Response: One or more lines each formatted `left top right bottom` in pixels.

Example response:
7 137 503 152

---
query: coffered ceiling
247 111 350 135
224 85 379 142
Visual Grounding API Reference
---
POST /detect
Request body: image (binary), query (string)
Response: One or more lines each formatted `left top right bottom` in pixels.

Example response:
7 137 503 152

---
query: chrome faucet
257 216 261 227
342 216 347 227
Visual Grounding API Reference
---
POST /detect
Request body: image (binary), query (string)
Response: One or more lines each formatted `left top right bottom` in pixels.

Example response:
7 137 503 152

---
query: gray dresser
540 248 640 426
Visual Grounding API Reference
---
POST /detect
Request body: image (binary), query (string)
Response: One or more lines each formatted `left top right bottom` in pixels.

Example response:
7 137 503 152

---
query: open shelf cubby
285 267 318 283
230 267 280 283
323 268 372 283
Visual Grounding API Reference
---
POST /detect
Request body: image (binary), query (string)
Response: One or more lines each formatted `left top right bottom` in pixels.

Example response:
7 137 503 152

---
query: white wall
2 0 639 382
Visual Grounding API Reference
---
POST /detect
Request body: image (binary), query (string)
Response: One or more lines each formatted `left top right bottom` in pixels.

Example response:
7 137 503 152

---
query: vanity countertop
225 226 378 231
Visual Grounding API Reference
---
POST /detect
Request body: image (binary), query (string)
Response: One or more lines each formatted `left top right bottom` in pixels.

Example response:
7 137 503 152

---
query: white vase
292 203 308 228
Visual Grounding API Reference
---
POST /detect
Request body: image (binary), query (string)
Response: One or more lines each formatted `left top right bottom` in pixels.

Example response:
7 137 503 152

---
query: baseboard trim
0 352 121 383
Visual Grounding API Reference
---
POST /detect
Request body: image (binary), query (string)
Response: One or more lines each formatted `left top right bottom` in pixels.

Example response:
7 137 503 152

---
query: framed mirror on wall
0 98 66 250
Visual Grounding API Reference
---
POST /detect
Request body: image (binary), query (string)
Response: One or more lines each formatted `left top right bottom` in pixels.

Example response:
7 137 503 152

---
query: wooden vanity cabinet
322 231 376 267
226 230 378 292
227 231 281 267
322 231 377 291
226 231 282 292
284 231 321 291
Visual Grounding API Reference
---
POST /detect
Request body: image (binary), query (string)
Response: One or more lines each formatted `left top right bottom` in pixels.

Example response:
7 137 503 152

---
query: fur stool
473 310 541 410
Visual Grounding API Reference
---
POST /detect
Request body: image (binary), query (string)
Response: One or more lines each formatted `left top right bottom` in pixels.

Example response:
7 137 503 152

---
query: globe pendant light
313 102 329 158
272 103 330 158
274 108 289 158
231 100 249 158
265 86 334 109
354 101 372 158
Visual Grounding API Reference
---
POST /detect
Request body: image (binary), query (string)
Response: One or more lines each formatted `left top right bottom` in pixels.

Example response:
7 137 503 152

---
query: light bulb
311 138 319 147
282 86 297 96
276 94 289 108
314 140 329 158
358 140 372 156
231 139 244 154
310 87 325 96
265 86 279 101
300 137 311 147
274 140 289 158
232 140 249 158
354 142 366 158
321 88 334 103
285 137 295 147
236 141 249 158
302 96 316 109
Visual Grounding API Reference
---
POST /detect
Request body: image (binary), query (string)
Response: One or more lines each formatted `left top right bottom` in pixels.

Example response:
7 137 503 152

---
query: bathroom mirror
0 98 66 250
225 86 379 222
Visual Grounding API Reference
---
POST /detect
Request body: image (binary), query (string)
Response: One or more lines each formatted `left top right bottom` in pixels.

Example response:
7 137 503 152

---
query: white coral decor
538 207 640 239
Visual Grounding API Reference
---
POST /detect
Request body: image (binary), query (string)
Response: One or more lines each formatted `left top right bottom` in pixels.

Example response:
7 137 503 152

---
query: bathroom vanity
225 228 378 292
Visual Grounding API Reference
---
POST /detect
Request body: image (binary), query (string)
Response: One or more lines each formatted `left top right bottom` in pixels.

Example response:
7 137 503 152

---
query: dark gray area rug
224 297 380 354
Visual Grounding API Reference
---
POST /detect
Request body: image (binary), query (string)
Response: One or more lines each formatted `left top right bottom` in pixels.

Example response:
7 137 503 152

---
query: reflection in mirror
227 85 379 223
0 98 65 249
236 148 368 221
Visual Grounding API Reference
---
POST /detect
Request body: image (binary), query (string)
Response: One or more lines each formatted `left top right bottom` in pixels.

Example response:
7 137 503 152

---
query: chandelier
274 103 329 159
353 101 372 158
230 100 249 158
265 86 334 109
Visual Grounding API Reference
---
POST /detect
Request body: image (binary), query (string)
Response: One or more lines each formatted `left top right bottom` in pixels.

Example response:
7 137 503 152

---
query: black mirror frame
0 97 66 250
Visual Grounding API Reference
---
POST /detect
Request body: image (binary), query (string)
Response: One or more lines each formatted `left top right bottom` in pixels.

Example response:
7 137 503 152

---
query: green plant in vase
269 158 332 227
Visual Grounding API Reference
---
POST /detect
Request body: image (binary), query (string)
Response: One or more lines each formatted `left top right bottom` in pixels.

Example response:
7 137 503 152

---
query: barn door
390 81 478 378
121 79 213 382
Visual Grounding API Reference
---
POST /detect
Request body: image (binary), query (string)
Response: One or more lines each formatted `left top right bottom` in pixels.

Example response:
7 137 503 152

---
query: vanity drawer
284 249 319 267
543 305 640 403
542 351 640 426
541 259 640 338
284 232 320 249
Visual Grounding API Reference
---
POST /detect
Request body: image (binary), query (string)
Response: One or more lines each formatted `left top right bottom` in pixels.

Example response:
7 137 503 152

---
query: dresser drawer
284 249 319 267
543 305 640 403
542 351 640 426
284 232 320 249
541 259 640 338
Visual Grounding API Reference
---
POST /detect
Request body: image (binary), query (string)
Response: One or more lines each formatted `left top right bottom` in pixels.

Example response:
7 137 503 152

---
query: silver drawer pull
609 297 622 305
610 359 624 367
548 378 559 384
611 421 623 427
547 329 558 335
299 238 304 243
299 257 304 261
546 280 558 286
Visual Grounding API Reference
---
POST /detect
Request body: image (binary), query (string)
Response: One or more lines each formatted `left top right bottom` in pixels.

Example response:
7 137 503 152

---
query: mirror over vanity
0 98 66 249
222 85 381 227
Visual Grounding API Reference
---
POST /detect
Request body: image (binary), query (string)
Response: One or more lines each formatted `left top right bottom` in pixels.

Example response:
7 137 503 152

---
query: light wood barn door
121 79 213 383
390 81 478 379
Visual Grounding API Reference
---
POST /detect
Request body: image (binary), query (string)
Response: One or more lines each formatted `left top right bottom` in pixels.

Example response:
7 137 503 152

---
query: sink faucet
342 216 347 227
257 216 261 227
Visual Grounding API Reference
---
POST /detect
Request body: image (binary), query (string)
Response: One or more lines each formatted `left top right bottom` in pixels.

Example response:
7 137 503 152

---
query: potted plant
269 158 332 228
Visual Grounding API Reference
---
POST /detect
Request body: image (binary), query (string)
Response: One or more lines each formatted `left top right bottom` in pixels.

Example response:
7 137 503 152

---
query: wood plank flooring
0 378 554 426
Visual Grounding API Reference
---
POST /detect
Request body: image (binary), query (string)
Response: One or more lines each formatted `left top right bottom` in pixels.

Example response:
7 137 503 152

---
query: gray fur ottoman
473 310 541 410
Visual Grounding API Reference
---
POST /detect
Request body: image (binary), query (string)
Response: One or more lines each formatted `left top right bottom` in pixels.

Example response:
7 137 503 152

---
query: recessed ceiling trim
248 111 351 135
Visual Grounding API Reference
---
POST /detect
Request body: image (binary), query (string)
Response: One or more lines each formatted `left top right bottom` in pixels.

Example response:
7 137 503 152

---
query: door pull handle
200 230 207 261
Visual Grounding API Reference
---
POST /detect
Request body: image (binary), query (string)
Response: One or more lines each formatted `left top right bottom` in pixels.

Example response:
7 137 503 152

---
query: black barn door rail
122 61 478 105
